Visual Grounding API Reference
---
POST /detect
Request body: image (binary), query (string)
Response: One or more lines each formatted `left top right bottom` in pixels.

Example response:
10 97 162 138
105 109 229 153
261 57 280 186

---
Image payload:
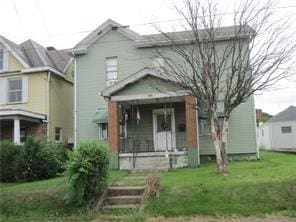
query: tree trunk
210 115 227 174
221 118 229 167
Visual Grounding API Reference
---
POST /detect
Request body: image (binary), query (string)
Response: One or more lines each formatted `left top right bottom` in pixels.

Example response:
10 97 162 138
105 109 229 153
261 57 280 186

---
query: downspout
195 98 200 166
46 71 51 139
73 52 77 147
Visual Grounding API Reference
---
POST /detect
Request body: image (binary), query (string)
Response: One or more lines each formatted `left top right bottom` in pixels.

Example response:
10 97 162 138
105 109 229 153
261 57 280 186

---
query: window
7 78 22 103
199 117 224 135
281 126 292 134
106 57 118 86
0 49 3 70
99 123 108 140
55 127 62 142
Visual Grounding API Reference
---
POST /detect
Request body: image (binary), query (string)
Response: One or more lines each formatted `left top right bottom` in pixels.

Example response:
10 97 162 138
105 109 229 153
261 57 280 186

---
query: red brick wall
185 96 198 148
108 101 120 152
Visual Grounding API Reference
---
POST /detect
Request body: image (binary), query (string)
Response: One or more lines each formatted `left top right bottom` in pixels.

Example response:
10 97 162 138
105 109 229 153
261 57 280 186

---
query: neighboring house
257 105 296 151
0 35 73 145
71 19 258 170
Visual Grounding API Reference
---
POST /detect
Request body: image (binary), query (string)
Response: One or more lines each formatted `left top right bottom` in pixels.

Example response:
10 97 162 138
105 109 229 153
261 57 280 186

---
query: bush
64 140 109 207
22 137 67 181
0 140 25 182
0 137 68 182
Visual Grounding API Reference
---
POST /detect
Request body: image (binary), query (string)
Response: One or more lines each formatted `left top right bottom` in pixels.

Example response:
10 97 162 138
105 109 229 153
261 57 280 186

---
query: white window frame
7 78 22 104
106 57 118 86
55 127 63 142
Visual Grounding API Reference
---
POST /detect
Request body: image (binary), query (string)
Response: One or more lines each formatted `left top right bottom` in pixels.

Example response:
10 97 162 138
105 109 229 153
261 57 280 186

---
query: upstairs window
281 126 292 134
106 57 118 86
7 78 22 103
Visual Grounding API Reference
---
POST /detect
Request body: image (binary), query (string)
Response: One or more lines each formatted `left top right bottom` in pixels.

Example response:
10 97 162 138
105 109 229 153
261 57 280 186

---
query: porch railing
120 137 187 153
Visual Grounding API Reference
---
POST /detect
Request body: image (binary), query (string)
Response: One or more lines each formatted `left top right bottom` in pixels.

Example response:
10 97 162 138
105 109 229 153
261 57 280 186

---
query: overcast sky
1 0 295 115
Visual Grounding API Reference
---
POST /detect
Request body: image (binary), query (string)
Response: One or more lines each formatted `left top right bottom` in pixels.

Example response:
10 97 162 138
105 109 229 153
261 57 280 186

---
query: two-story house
71 19 258 170
0 35 73 145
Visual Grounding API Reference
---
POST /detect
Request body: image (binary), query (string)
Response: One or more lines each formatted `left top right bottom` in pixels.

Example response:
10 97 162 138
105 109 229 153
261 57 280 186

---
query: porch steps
100 173 148 213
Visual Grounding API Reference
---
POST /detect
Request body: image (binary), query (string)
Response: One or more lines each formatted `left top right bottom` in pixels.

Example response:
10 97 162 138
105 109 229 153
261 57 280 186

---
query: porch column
185 96 198 167
13 118 21 145
108 101 119 169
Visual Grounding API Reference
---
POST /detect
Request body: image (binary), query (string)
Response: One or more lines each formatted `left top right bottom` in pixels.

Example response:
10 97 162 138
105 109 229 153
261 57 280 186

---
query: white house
257 105 296 151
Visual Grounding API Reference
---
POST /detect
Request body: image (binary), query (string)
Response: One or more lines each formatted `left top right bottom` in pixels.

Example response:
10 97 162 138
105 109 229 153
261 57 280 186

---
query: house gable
74 19 140 52
0 43 26 71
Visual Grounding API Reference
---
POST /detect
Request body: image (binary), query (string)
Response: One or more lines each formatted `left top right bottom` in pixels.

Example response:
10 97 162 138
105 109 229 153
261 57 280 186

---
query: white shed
257 106 296 151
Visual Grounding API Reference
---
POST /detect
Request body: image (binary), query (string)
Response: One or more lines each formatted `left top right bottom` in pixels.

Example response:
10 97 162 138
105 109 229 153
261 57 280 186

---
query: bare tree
152 0 296 173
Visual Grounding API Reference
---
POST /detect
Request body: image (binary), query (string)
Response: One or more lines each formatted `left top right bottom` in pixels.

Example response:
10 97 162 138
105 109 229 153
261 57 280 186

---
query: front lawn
0 170 128 222
146 151 296 217
1 151 295 221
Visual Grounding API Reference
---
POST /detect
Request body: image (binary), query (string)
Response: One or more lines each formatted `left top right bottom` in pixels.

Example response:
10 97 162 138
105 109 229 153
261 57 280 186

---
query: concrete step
101 204 140 211
107 186 145 196
105 195 142 205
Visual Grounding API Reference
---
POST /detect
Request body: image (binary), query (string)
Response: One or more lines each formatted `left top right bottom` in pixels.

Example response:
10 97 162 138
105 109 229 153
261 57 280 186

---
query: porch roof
101 67 187 102
93 108 108 124
0 109 46 120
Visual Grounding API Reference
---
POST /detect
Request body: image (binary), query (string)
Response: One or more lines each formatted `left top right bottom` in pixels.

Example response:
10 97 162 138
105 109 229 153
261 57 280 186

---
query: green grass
1 152 295 221
0 170 127 222
145 151 296 217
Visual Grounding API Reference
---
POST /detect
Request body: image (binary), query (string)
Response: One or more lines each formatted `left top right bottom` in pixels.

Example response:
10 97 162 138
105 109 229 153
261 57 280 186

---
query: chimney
256 109 263 126
46 46 56 51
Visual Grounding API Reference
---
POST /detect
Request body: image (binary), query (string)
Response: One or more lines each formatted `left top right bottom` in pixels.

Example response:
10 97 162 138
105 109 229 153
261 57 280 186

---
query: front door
153 108 176 151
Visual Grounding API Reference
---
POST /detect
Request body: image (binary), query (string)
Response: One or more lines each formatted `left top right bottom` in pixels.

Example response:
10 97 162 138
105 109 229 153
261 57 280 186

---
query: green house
71 19 258 170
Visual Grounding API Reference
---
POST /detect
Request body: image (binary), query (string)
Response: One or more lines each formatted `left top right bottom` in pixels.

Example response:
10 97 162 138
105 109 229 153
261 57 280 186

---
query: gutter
73 53 77 147
46 71 51 138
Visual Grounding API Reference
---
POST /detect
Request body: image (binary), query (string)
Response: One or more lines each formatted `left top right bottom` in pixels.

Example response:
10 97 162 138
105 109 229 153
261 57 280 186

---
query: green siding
76 28 257 156
199 96 257 155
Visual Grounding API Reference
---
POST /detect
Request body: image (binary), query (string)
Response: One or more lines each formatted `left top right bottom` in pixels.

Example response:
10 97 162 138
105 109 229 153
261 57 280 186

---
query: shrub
0 137 68 182
22 137 67 181
0 140 25 182
64 140 109 207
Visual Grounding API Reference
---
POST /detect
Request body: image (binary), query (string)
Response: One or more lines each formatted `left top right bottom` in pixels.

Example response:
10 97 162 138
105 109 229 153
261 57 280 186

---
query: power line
35 4 296 39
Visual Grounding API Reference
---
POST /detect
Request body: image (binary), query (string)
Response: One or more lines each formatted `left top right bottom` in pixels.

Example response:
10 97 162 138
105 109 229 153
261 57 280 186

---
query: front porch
101 68 199 170
0 109 46 144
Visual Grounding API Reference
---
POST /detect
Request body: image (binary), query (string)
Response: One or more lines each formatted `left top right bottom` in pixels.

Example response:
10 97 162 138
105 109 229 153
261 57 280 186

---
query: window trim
7 78 23 104
281 126 292 134
55 127 63 142
105 56 118 82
